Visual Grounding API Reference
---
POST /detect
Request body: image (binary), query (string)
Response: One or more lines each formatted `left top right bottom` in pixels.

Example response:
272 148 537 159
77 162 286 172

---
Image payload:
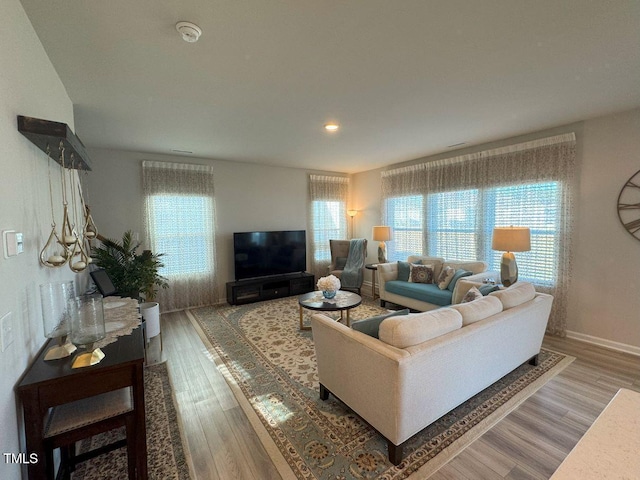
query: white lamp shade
492 227 531 252
372 226 392 242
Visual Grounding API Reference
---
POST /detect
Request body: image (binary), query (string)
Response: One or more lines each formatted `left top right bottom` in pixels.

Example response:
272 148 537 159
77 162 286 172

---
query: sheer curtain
142 161 217 311
308 175 349 280
381 134 576 336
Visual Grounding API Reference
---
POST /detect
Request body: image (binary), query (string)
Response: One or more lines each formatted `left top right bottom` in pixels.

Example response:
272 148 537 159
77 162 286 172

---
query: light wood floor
146 309 640 480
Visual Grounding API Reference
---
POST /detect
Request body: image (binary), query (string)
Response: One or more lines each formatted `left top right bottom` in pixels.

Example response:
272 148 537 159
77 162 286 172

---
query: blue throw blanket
341 238 366 289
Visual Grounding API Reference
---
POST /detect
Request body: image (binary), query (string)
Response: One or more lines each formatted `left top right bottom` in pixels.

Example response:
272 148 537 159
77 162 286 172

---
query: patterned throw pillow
462 286 483 303
409 264 434 284
437 266 456 290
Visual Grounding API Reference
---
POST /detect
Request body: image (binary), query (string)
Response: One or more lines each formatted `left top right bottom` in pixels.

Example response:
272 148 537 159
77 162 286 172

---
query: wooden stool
43 387 137 479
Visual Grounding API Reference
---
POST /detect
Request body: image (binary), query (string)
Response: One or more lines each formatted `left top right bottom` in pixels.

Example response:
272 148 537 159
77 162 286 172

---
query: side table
365 263 379 299
16 327 147 480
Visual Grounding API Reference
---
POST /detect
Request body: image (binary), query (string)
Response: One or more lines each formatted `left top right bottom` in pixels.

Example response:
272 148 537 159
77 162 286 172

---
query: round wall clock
617 168 640 242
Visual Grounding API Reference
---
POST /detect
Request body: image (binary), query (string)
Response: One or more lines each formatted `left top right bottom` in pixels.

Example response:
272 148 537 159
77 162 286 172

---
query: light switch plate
1 312 14 352
3 230 23 258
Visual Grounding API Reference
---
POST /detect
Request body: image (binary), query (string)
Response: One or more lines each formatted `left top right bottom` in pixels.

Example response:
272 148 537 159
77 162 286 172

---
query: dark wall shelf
226 272 315 305
17 115 92 171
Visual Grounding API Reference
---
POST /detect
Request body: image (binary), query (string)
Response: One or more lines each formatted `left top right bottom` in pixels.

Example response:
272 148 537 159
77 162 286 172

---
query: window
308 174 349 280
386 195 423 261
384 181 562 286
147 194 214 276
311 200 347 262
142 161 217 310
428 189 479 261
489 182 559 284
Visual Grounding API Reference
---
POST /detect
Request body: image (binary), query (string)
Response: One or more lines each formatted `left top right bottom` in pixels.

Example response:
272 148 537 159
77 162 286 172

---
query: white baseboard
565 330 640 357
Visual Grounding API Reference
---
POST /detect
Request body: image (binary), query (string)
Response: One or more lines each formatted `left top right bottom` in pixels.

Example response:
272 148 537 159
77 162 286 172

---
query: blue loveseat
378 256 494 311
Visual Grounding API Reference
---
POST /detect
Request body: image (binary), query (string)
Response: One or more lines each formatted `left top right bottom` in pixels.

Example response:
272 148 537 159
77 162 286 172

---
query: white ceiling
19 0 640 174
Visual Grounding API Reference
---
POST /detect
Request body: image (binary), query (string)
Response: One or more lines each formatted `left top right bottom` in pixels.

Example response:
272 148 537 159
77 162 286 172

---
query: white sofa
377 255 495 311
311 281 552 464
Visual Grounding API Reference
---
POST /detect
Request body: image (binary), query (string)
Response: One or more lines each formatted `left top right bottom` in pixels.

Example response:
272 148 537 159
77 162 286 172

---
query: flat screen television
233 230 307 281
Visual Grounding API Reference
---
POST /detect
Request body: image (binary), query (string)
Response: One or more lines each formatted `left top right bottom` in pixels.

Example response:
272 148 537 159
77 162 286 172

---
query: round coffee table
298 291 362 331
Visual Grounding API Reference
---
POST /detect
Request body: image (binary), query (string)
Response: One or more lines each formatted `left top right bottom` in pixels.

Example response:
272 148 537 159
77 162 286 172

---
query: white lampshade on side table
140 302 162 351
492 227 530 287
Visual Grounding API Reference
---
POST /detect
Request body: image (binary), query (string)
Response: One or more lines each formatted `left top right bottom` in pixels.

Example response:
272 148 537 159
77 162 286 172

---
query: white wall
84 148 344 301
567 109 640 350
351 109 640 351
0 1 81 478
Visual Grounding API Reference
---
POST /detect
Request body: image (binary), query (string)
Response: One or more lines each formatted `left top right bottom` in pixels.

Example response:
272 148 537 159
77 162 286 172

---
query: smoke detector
176 21 202 43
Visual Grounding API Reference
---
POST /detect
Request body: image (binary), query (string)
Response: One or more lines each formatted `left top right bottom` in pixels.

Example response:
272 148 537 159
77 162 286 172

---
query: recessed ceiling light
171 149 193 154
324 123 340 132
447 142 466 148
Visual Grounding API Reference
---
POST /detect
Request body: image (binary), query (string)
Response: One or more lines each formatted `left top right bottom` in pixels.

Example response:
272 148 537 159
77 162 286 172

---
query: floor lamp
347 210 358 238
492 226 530 287
372 226 392 263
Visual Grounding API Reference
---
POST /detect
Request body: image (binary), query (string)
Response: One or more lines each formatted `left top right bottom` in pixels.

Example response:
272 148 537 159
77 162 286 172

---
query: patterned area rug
189 296 573 479
72 362 191 479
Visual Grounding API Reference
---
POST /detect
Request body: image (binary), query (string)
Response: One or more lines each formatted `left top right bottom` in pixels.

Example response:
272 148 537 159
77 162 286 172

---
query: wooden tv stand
226 272 315 305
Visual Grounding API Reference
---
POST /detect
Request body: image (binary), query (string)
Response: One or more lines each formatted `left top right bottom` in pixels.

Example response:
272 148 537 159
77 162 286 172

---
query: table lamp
372 226 392 263
492 226 530 287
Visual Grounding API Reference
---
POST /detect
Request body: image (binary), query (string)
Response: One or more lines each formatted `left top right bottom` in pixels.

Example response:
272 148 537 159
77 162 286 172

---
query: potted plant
91 230 168 301
92 231 168 344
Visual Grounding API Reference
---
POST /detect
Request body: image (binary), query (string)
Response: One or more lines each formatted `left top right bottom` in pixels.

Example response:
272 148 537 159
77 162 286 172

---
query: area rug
189 296 573 480
72 362 192 479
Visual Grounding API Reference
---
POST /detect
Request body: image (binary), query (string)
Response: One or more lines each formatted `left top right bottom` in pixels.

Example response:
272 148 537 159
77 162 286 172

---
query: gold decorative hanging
40 143 71 267
67 154 89 272
39 140 97 272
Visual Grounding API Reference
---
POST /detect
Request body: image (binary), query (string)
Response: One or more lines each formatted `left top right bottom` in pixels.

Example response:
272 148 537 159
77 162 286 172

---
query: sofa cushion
489 281 536 309
351 309 410 338
461 286 482 303
409 264 434 284
385 281 453 306
379 308 462 348
447 269 473 291
451 295 503 326
397 260 420 282
437 265 456 290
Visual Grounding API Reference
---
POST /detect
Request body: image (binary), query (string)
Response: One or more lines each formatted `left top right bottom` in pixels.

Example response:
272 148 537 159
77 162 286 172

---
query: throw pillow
397 260 420 282
409 264 434 284
447 269 473 291
351 309 410 339
479 283 500 296
462 286 482 303
335 256 347 270
437 266 456 290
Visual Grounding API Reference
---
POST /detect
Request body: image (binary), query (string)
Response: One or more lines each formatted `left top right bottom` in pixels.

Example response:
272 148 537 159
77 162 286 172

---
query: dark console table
226 272 315 305
16 327 147 479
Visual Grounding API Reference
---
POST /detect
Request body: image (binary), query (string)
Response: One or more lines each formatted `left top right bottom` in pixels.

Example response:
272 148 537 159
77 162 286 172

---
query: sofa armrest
311 313 409 442
376 262 398 298
451 271 499 304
